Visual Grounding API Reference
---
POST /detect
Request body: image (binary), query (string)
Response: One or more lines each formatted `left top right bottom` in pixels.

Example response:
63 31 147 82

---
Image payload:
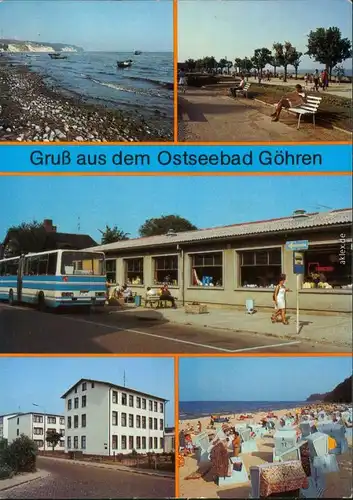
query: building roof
89 208 352 253
61 378 168 402
7 412 64 420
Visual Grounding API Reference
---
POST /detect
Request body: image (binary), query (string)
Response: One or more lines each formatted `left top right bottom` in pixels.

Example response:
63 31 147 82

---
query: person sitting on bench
271 84 306 122
159 284 177 308
122 284 133 303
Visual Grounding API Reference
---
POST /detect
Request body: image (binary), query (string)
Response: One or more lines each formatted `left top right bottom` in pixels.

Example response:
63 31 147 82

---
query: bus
0 249 106 310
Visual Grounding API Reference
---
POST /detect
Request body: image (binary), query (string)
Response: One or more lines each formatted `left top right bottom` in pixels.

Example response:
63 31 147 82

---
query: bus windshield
60 251 105 276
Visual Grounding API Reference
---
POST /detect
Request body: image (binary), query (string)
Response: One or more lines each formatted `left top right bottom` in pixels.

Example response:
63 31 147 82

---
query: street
0 303 346 353
0 457 174 498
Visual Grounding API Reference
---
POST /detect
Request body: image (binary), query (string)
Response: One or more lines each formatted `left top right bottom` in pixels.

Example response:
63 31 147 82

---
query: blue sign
293 252 305 275
286 240 309 251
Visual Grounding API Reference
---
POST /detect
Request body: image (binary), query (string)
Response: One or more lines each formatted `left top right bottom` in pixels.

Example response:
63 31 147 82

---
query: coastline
0 57 173 142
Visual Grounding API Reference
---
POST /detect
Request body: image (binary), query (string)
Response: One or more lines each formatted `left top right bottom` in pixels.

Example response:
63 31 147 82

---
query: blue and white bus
0 249 106 310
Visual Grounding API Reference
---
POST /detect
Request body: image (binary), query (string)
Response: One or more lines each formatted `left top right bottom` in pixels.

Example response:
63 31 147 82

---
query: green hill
306 375 352 403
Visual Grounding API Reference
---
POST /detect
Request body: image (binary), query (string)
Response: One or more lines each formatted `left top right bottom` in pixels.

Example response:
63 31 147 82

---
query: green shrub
0 464 14 480
2 435 37 473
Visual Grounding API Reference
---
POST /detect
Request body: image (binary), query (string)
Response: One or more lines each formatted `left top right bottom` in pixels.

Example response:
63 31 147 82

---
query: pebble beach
0 58 173 142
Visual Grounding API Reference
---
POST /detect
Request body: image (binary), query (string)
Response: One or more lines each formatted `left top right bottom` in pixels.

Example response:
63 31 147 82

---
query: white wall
7 413 65 451
0 414 18 440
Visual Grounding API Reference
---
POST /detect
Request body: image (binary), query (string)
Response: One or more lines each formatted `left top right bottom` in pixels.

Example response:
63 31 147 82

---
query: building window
74 398 79 409
34 439 44 448
74 436 78 449
154 418 157 430
67 417 71 429
142 398 146 410
149 417 153 430
129 414 134 428
81 436 86 449
17 429 19 436
121 436 127 450
112 391 118 404
60 429 65 436
112 435 118 450
17 418 19 425
149 400 153 411
160 419 164 431
136 436 141 450
67 400 72 411
121 393 127 406
136 415 141 428
33 427 43 435
48 416 56 424
121 413 127 427
125 258 144 285
33 415 43 423
74 387 78 394
82 382 87 391
136 397 141 409
112 411 118 426
60 417 65 425
47 428 56 434
81 414 86 428
154 437 158 449
106 259 116 284
60 440 65 447
239 248 282 287
302 245 352 289
82 396 87 408
67 437 72 449
142 437 146 450
160 437 164 449
91 382 95 388
129 395 134 407
74 416 78 428
129 436 134 450
142 416 146 429
153 401 157 412
153 255 178 286
149 437 153 450
191 252 223 287
159 403 164 413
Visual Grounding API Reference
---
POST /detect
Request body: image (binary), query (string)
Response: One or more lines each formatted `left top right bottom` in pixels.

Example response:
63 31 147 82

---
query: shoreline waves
0 57 173 142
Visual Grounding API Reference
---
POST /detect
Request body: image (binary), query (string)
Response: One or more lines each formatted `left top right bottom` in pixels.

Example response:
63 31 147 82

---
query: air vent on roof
292 209 308 218
166 229 177 236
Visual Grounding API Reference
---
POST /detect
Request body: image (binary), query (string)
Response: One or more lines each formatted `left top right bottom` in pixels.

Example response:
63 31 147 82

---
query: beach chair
240 428 258 454
194 431 211 464
300 422 312 438
245 299 255 314
218 457 249 487
287 95 322 129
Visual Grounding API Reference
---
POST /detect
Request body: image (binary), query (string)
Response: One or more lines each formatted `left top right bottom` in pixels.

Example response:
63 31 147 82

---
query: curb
253 98 352 135
0 471 49 493
39 456 174 479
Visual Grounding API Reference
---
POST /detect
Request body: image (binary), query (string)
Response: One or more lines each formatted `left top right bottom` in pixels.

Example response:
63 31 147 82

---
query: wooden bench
230 82 251 98
144 294 174 308
287 95 322 129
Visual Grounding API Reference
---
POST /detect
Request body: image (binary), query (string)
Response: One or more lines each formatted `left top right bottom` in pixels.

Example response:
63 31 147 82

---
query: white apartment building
62 378 168 456
7 412 65 451
0 414 18 440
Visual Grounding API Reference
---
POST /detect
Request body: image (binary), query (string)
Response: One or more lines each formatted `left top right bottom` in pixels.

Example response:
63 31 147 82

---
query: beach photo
0 175 351 354
0 356 175 498
178 0 352 142
178 356 353 498
0 0 173 143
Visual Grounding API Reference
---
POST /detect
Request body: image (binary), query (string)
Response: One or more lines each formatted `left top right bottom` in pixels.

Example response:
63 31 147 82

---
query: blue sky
0 176 351 243
0 357 175 425
0 1 173 52
179 357 353 401
178 0 353 70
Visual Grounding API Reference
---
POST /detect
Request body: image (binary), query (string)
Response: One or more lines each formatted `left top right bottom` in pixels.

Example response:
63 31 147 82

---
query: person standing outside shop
271 275 290 325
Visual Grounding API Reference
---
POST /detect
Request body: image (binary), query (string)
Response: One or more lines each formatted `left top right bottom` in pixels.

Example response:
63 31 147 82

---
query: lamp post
32 403 46 453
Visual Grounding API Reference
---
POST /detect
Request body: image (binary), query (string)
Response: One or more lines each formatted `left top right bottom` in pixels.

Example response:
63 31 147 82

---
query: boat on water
117 59 133 68
134 50 142 55
48 53 68 60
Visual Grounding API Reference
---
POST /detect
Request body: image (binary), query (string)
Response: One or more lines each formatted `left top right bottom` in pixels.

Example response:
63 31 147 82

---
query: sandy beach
0 57 173 142
179 405 353 498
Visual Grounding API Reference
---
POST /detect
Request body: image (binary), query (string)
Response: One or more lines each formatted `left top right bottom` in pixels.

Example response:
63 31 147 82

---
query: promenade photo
0 0 173 142
178 356 353 499
178 0 352 142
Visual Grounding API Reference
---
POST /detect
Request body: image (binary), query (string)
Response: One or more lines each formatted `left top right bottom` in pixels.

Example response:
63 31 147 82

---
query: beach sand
179 407 353 498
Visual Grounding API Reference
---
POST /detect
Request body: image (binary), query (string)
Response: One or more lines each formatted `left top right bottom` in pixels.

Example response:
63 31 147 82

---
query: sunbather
271 84 306 122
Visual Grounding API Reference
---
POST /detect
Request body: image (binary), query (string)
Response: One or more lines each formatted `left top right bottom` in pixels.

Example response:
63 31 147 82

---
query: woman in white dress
271 275 290 324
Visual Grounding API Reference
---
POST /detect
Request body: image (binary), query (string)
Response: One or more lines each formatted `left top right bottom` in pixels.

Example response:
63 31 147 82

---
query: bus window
47 253 58 275
38 256 49 275
6 259 19 276
0 262 4 276
26 256 40 275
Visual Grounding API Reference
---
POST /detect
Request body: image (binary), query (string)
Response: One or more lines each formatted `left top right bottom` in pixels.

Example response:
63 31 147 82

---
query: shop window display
153 255 178 285
125 258 144 285
191 252 223 287
239 248 282 288
302 245 352 289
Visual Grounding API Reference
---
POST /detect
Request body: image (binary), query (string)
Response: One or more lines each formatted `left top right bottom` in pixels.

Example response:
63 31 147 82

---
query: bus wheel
8 289 14 306
37 292 46 312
